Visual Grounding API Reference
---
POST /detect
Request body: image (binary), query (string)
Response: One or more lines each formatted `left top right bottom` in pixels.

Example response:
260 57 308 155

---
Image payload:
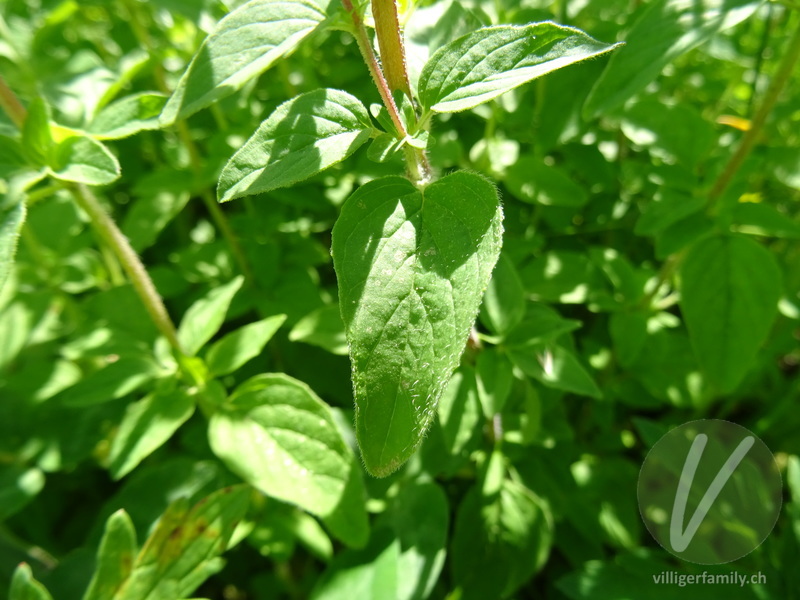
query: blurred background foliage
1 0 799 598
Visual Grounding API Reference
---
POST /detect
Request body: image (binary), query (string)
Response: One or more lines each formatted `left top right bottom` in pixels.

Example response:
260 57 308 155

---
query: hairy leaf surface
332 172 503 476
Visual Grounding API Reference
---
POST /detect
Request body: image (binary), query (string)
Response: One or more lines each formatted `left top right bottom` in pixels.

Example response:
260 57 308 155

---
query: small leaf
21 98 55 166
108 388 197 479
366 133 403 163
217 89 373 202
332 172 503 476
479 252 525 336
206 314 286 376
288 305 348 356
82 510 138 600
50 135 121 185
0 466 45 521
731 202 800 239
418 23 621 113
475 349 514 418
505 157 588 207
509 344 601 399
114 486 250 600
178 276 244 356
438 366 482 456
208 374 369 547
10 564 53 600
679 234 782 393
0 190 26 293
0 135 29 179
584 0 761 117
89 92 168 140
161 0 334 123
54 357 162 407
451 476 552 600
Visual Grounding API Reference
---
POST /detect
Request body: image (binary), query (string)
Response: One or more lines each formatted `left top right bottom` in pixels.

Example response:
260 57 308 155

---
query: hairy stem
371 0 412 95
342 0 431 185
708 20 800 209
71 184 184 353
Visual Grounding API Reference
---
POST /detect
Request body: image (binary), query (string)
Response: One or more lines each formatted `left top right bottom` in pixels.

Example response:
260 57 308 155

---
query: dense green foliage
1 0 799 598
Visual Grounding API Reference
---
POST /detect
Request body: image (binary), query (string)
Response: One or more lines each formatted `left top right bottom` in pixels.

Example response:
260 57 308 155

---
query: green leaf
0 135 29 179
0 466 45 521
504 304 582 348
505 157 588 207
114 486 250 600
332 172 503 476
679 234 782 393
509 344 602 399
10 564 53 600
83 510 138 600
108 387 197 479
208 373 369 547
54 357 162 407
50 135 121 185
584 0 762 117
634 189 706 237
161 0 334 123
451 476 552 600
89 92 168 140
438 366 481 456
475 349 514 418
217 89 373 202
418 23 621 113
288 305 349 356
0 192 26 293
311 480 448 600
479 252 525 336
206 314 287 376
21 98 55 166
730 202 800 239
121 189 191 252
178 275 244 356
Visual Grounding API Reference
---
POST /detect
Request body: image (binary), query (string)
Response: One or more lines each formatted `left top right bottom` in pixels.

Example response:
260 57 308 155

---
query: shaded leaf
178 276 244 356
679 234 782 393
288 305 348 356
83 510 137 600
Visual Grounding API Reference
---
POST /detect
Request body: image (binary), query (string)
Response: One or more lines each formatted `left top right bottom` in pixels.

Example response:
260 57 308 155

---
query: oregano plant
2 0 799 597
200 0 620 475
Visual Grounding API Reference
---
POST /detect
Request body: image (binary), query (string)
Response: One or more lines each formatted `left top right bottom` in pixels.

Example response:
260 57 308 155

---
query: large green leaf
217 89 373 202
114 486 250 600
584 0 762 117
208 373 369 547
418 23 621 113
161 0 334 123
332 172 503 476
82 510 138 600
679 234 782 393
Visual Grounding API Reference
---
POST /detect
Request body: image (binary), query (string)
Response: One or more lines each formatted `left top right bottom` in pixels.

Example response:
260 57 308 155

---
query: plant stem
0 75 185 354
708 19 800 209
123 0 254 282
371 0 412 96
71 183 184 354
0 74 26 128
343 0 431 185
